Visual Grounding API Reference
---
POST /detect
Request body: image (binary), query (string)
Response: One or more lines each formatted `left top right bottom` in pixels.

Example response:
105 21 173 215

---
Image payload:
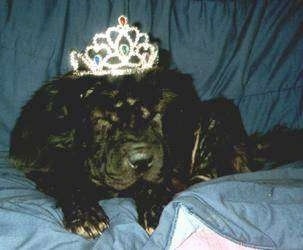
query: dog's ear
151 113 163 135
155 90 178 114
152 89 178 136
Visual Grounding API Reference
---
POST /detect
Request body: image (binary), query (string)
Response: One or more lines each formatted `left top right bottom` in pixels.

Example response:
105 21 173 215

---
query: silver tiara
70 15 159 76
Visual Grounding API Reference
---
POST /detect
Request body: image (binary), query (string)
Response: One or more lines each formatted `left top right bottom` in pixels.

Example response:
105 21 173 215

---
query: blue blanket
0 1 303 249
1 153 303 249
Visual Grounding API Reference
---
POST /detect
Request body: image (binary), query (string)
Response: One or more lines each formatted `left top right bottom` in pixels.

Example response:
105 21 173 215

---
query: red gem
119 16 127 26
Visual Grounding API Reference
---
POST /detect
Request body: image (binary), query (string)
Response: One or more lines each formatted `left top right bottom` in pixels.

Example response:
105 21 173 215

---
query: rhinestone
94 55 101 65
119 44 130 55
119 16 127 26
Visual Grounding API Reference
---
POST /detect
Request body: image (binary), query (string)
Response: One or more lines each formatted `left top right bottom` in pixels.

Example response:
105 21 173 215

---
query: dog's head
80 69 199 191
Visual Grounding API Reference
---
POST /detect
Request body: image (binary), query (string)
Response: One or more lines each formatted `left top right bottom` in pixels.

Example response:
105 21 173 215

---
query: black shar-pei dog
9 68 303 238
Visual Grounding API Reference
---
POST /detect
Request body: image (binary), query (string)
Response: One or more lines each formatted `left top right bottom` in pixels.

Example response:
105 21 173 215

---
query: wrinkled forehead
83 76 166 130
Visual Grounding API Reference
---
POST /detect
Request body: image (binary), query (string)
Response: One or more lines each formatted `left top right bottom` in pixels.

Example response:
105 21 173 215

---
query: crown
70 15 159 76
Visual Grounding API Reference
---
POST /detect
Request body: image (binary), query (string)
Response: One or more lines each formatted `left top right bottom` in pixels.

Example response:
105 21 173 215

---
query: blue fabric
146 162 303 249
1 153 303 249
0 153 149 250
1 1 303 249
170 0 303 133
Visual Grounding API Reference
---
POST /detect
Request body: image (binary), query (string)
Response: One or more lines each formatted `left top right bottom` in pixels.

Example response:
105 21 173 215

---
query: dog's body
9 68 303 238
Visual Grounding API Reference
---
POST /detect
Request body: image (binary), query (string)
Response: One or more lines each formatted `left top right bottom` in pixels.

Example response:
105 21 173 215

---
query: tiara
70 15 159 76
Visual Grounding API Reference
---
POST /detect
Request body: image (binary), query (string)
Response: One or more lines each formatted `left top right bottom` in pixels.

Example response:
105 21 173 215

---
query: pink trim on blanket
176 227 257 250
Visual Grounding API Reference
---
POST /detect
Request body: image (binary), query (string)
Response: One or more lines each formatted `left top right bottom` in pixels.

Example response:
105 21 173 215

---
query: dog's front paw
138 204 163 234
64 204 109 239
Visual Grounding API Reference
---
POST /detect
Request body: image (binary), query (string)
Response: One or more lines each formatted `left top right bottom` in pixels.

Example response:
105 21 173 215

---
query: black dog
9 68 303 238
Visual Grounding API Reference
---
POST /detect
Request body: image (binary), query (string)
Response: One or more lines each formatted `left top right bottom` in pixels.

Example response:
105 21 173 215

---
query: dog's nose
127 154 153 170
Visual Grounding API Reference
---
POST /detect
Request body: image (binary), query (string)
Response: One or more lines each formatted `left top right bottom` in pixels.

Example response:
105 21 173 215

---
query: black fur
9 68 303 238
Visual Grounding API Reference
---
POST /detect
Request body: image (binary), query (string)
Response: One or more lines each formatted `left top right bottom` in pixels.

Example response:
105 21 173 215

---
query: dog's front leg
134 183 173 234
59 185 109 239
36 149 109 239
